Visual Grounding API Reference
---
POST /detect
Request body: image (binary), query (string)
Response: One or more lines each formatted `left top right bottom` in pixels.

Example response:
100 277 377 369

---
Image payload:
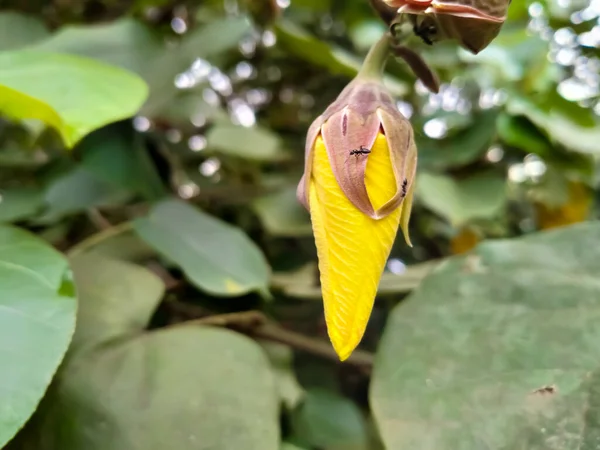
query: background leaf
16 254 280 450
134 199 271 296
0 51 148 147
416 171 507 226
371 223 600 449
0 12 49 51
206 124 287 161
0 226 76 448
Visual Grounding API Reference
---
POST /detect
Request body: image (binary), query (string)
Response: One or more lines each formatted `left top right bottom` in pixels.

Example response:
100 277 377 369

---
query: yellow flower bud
385 0 510 54
297 79 417 360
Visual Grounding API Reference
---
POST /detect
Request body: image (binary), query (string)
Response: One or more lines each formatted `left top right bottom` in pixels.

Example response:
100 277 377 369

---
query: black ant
349 146 371 158
401 178 408 197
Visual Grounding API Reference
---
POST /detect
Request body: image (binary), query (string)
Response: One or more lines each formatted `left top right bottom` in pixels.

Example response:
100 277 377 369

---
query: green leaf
507 94 600 154
18 254 279 450
0 12 49 51
0 51 148 147
262 342 305 410
291 389 368 450
39 167 131 223
274 20 407 96
496 113 552 154
0 226 76 448
134 199 271 296
78 124 165 201
206 124 287 161
0 187 43 223
371 223 600 449
251 186 312 236
417 171 507 226
418 110 498 171
29 18 163 78
496 113 594 180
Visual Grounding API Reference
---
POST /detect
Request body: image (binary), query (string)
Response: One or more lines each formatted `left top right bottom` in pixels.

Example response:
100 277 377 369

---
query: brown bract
386 0 509 53
296 79 416 220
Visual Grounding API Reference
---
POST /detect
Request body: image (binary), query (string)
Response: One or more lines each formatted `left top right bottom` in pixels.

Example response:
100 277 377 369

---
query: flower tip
332 340 356 362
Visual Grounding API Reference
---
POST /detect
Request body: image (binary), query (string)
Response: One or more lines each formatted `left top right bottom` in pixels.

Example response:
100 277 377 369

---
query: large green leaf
134 199 271 296
371 223 600 449
14 254 279 450
27 16 250 117
0 51 148 147
417 171 507 226
0 226 76 448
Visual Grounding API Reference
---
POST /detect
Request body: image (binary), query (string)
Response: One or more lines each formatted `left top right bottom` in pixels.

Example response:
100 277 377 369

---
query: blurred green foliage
1 0 600 448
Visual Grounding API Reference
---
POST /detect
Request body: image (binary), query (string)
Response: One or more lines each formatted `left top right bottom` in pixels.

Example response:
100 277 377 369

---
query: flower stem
357 32 391 81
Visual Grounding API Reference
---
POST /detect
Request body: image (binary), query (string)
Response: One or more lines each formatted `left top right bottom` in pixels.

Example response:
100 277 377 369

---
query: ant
349 146 371 158
401 178 408 197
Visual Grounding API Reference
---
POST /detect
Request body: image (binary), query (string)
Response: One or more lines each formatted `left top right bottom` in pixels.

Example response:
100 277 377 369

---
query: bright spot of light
229 99 256 127
133 116 151 132
396 101 414 119
174 72 196 89
200 158 221 177
171 17 187 34
191 58 211 79
387 258 406 275
554 27 576 46
528 2 544 17
486 146 504 163
262 30 277 47
423 118 447 139
508 163 527 183
235 61 255 80
554 48 578 66
558 78 598 101
276 0 291 7
523 154 546 178
208 69 232 96
178 182 200 199
188 135 207 152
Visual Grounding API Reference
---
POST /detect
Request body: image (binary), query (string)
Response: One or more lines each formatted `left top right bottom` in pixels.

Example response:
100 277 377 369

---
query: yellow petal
309 133 402 360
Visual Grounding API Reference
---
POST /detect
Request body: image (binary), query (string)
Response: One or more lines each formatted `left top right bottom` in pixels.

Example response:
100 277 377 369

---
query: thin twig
175 307 374 371
87 208 112 230
68 221 133 257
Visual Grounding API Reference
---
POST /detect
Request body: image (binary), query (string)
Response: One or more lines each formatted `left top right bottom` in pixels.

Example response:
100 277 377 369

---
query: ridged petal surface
309 133 402 360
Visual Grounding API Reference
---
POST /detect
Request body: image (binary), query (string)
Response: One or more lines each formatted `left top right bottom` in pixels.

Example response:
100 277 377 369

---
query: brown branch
173 306 374 371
